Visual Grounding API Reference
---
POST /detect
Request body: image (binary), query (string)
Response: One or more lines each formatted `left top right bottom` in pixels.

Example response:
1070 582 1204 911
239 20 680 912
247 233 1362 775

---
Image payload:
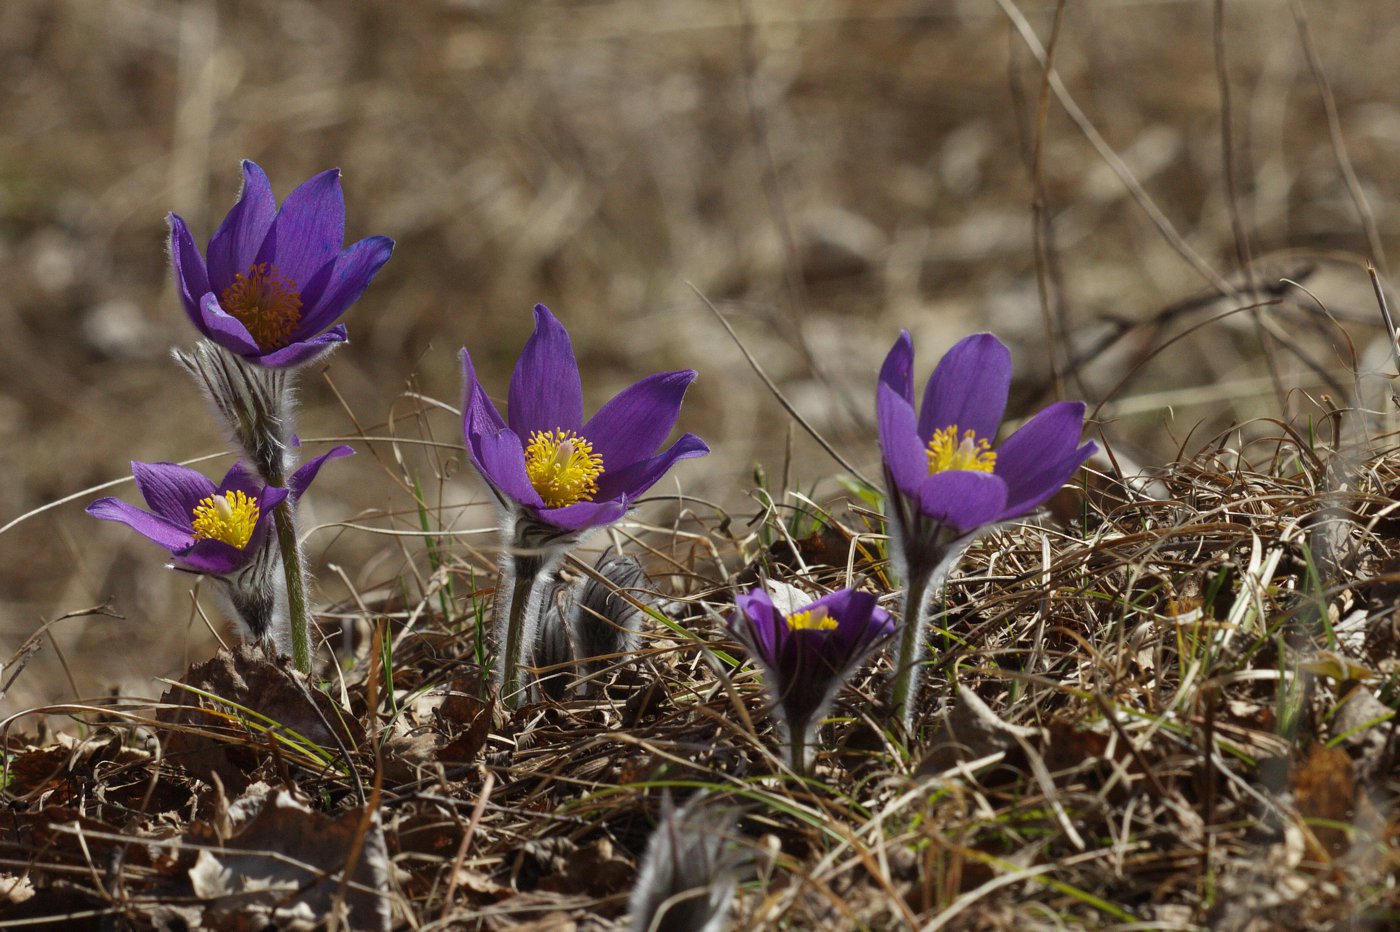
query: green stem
788 717 812 775
889 563 939 732
272 500 312 674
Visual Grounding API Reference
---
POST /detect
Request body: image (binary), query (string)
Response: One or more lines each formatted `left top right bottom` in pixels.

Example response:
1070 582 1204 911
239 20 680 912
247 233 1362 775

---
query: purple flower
86 448 353 575
168 161 394 368
461 304 709 534
728 586 894 770
877 331 1096 534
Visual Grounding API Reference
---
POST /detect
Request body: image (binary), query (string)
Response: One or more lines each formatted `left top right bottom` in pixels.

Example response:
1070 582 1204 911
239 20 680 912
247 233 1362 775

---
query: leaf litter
2 437 1398 929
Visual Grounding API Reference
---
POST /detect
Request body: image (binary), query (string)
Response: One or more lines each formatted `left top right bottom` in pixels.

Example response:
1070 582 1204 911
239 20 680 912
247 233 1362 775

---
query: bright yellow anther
926 425 997 475
191 490 261 549
220 262 303 350
524 429 604 508
786 606 839 632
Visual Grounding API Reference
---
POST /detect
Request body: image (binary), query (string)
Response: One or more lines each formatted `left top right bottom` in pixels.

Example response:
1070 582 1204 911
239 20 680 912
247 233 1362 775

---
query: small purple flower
86 448 352 575
168 161 394 368
728 586 895 770
461 304 709 535
877 331 1096 534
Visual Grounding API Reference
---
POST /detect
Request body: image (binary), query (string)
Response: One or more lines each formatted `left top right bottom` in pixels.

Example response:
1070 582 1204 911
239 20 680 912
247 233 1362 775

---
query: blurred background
4 0 1399 714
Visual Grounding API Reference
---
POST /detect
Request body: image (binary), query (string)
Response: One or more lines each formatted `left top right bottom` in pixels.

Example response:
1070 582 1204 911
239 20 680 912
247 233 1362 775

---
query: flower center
524 429 604 508
190 490 260 549
786 605 839 632
219 263 303 350
926 425 996 474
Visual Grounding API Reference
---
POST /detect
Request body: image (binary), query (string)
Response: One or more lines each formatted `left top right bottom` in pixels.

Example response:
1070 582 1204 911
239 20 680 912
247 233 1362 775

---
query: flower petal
534 497 627 532
879 331 915 405
732 587 784 662
918 333 1011 444
461 345 507 436
218 462 268 499
593 432 708 502
177 538 252 576
508 305 583 437
132 461 217 525
877 382 926 499
249 325 347 368
195 291 263 357
916 470 1008 533
168 213 210 323
472 425 543 509
296 235 395 336
583 370 697 469
995 401 1096 519
288 445 355 502
86 497 194 552
206 160 277 292
256 168 346 291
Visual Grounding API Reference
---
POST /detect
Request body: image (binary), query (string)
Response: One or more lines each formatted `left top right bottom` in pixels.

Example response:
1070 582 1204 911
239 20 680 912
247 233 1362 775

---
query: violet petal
878 331 915 405
86 497 195 552
196 292 263 357
472 425 543 508
508 304 583 437
176 538 251 576
255 168 345 290
296 235 395 335
582 369 696 469
918 333 1011 444
534 497 627 532
917 470 1008 532
250 325 347 368
460 346 506 437
288 445 355 502
132 461 217 525
995 402 1095 518
167 213 210 323
206 160 277 292
593 432 708 502
876 382 927 499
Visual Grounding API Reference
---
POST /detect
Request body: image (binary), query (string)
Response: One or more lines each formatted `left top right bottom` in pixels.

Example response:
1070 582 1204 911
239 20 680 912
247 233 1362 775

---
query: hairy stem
787 716 813 775
495 541 566 709
272 500 312 674
889 562 939 732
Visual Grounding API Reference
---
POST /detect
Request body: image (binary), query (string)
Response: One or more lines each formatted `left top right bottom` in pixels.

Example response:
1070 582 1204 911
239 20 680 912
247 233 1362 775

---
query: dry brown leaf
157 645 366 791
186 782 392 931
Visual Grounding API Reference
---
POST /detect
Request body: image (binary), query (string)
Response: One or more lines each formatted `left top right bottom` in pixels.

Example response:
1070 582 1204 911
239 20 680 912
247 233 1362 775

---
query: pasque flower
87 461 288 576
877 332 1095 535
461 304 709 535
878 331 1095 727
86 448 352 647
728 586 894 772
168 161 393 368
461 303 708 707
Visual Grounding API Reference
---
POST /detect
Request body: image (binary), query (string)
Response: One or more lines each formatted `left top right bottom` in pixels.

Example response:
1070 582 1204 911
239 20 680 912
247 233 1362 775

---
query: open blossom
168 161 393 368
877 331 1096 534
728 586 894 770
86 448 352 575
461 304 709 535
878 330 1096 729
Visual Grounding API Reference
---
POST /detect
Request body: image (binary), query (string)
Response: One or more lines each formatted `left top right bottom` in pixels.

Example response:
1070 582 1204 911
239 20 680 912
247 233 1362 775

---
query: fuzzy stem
787 716 813 775
890 562 940 732
271 500 312 674
495 544 566 709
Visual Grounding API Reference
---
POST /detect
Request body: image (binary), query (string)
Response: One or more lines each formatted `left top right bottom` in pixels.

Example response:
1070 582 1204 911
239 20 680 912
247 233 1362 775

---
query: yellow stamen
190 490 260 549
220 262 303 350
524 429 604 508
926 425 997 474
786 606 839 632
